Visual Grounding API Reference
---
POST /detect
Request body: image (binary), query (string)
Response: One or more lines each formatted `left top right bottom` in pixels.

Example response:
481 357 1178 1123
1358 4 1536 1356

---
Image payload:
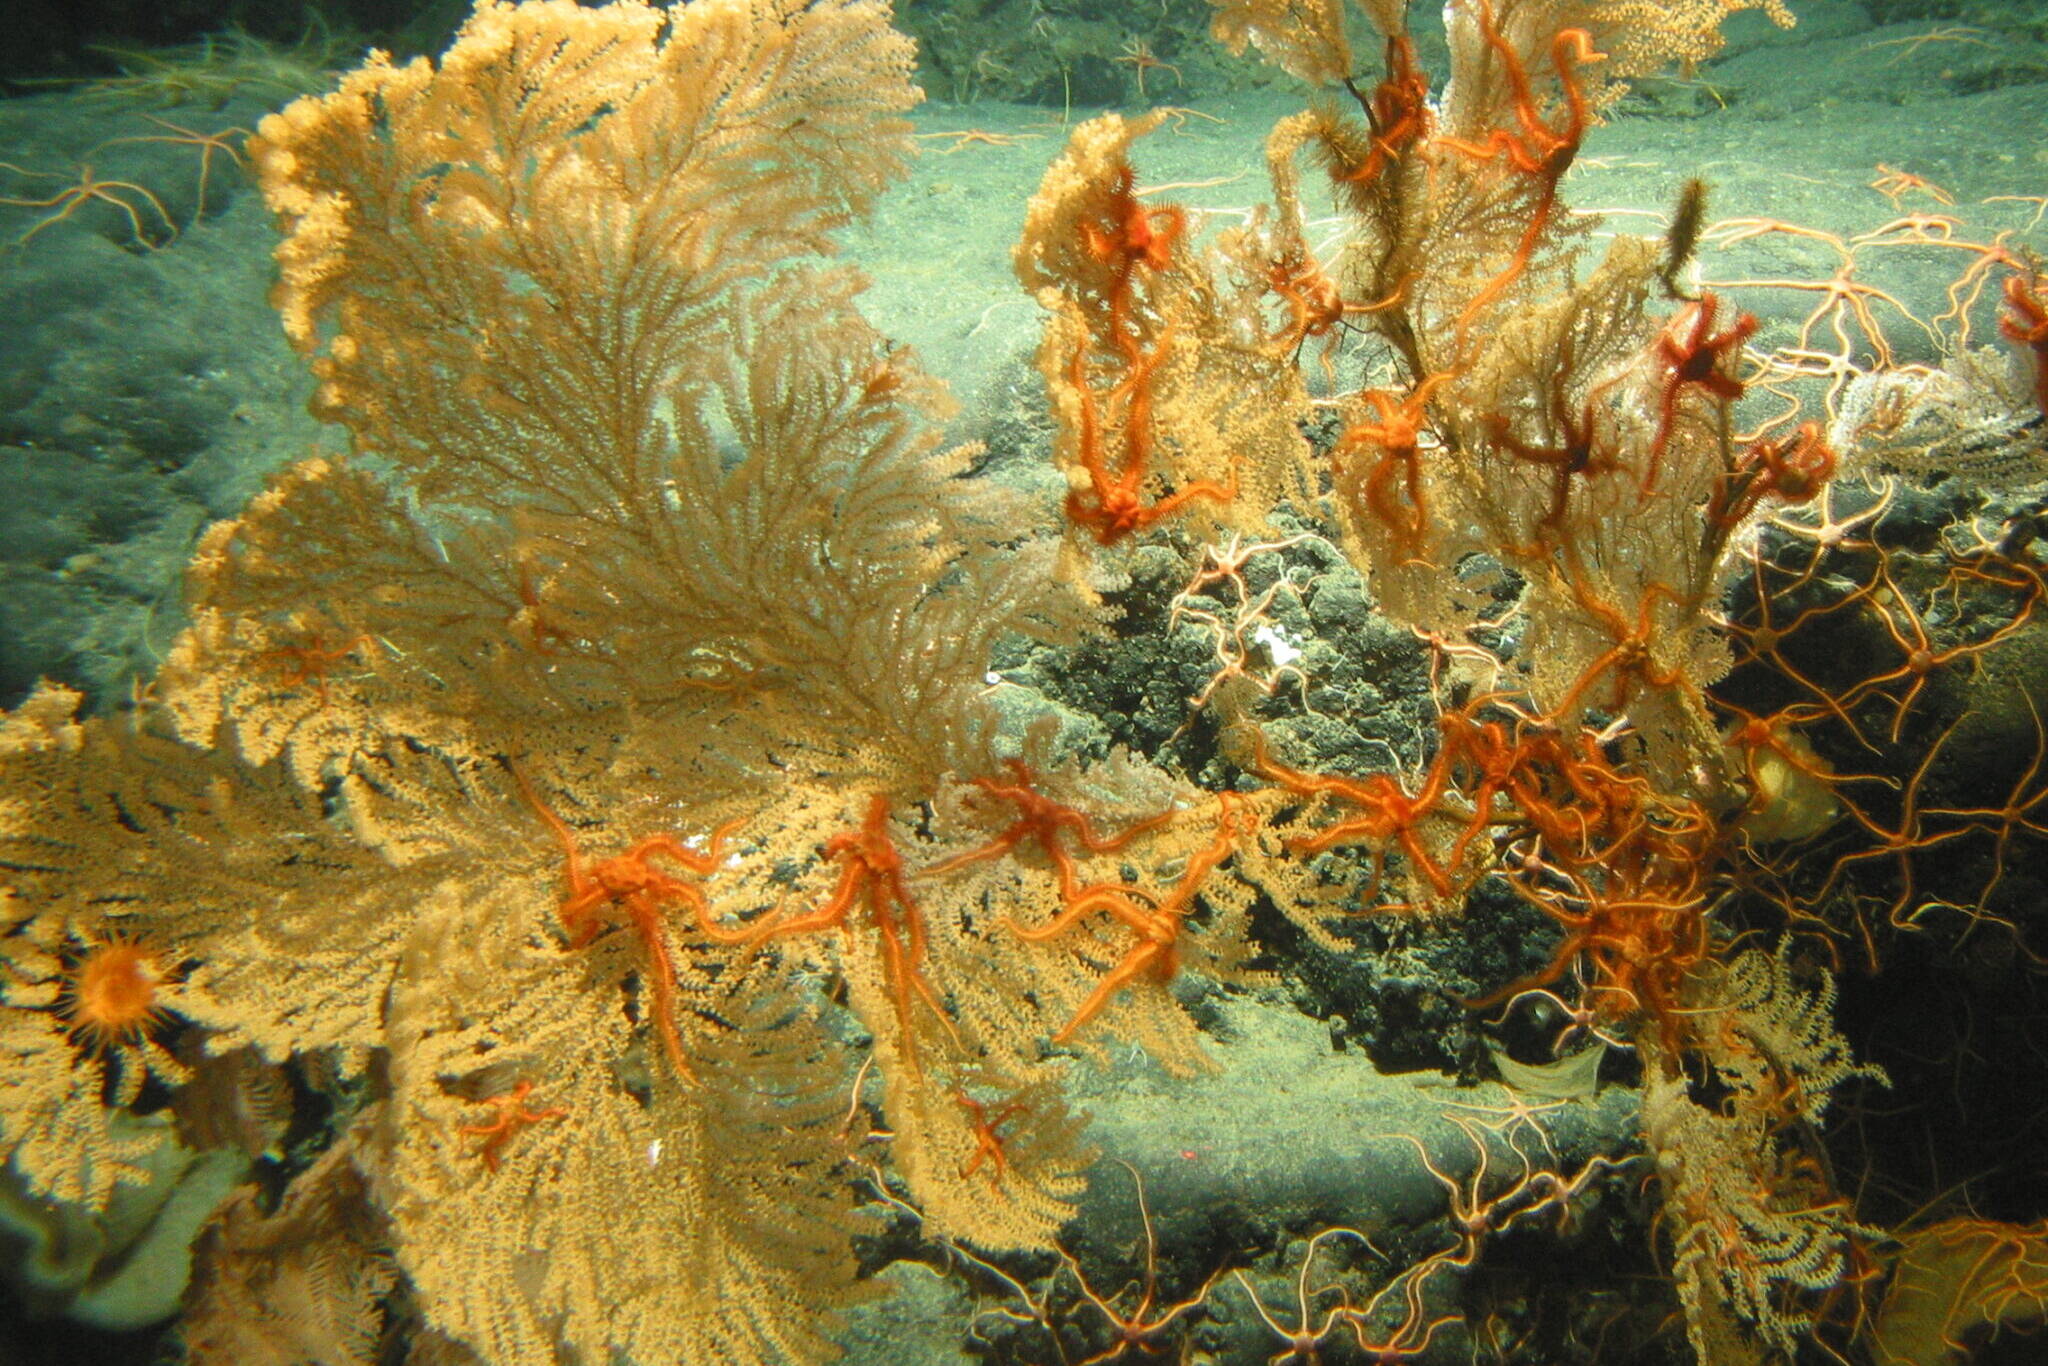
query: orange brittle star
1114 38 1182 100
259 625 377 707
1864 24 1993 65
1008 793 1251 1044
460 1079 569 1173
1060 162 1237 543
913 129 1042 153
1438 2 1603 337
512 763 751 1085
925 758 1173 899
752 794 962 1074
1870 162 1954 209
0 159 177 248
955 1087 1029 1185
102 116 250 219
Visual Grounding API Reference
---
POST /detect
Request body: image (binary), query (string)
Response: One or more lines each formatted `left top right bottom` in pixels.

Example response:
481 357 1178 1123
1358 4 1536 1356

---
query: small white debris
1252 623 1303 667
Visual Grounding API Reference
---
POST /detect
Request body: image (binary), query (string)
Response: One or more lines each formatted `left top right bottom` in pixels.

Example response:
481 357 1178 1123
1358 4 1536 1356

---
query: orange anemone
59 937 171 1054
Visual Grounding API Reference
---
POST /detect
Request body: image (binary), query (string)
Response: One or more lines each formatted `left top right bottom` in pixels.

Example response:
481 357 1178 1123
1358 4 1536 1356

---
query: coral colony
3 1 2046 1363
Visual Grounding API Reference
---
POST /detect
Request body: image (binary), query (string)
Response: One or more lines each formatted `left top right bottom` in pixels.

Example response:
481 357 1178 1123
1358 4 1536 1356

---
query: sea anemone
58 936 172 1055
